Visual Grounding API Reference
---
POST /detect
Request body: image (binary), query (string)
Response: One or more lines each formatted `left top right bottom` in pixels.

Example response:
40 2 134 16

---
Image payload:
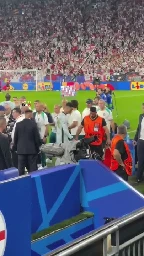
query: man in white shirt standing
97 99 115 133
34 102 49 168
11 107 25 168
60 99 68 113
11 107 25 143
50 105 61 143
55 102 73 144
134 103 144 183
68 100 84 139
82 99 93 119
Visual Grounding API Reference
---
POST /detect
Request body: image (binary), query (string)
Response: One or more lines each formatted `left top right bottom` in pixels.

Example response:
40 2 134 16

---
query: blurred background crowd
0 0 143 81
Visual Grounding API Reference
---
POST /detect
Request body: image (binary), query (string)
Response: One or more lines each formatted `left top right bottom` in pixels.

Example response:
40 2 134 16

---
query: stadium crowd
0 0 144 80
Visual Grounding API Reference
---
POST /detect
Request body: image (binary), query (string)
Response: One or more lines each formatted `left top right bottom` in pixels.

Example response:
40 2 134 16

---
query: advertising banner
37 82 53 91
61 86 76 97
61 82 76 97
131 82 144 90
1 80 144 91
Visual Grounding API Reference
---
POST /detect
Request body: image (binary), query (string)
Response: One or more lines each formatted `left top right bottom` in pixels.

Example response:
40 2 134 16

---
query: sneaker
134 179 142 185
46 158 52 164
38 165 43 170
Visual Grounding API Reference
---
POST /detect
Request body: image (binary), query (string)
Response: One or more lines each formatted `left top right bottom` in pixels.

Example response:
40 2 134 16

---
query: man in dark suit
134 103 144 183
13 109 42 176
0 117 13 170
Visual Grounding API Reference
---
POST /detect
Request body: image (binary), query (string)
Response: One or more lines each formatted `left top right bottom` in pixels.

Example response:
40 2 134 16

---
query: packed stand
0 0 143 80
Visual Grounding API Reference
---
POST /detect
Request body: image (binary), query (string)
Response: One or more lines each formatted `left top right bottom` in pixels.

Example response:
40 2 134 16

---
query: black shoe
134 179 142 185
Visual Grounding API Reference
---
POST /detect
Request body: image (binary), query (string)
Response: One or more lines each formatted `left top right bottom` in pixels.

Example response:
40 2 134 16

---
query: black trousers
11 151 18 168
115 166 128 181
137 139 144 180
90 144 103 158
18 154 38 176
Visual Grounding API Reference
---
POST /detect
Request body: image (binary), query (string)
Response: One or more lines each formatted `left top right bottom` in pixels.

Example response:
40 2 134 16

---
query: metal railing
48 208 144 256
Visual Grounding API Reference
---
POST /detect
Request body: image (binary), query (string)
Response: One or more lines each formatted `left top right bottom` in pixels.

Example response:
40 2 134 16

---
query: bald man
60 99 68 113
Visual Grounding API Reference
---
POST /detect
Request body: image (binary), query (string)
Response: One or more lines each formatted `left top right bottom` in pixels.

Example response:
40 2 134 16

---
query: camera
74 136 102 162
91 152 102 161
104 217 116 224
41 136 102 165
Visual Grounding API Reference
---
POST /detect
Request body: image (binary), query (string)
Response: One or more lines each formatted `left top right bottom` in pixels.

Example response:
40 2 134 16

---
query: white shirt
5 113 11 124
82 105 98 119
35 112 49 139
11 115 25 143
55 112 73 143
51 112 59 133
82 108 90 119
140 117 144 140
97 107 113 131
1 101 15 110
60 107 64 113
68 109 82 135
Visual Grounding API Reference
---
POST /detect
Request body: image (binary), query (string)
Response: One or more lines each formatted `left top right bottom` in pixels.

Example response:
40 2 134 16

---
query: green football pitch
0 90 143 138
1 89 144 193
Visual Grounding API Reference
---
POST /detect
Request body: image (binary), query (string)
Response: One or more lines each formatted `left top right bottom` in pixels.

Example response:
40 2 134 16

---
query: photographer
75 107 110 158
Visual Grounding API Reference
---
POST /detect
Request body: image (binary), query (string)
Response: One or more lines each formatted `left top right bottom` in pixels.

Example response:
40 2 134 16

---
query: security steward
75 107 110 158
111 125 132 181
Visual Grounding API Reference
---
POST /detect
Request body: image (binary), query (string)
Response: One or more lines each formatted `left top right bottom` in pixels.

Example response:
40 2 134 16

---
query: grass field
1 90 144 193
0 90 143 138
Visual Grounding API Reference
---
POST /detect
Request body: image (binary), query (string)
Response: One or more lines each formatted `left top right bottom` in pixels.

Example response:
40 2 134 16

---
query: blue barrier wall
0 176 31 256
31 165 80 234
80 160 144 228
31 216 94 256
101 81 130 90
0 161 144 255
0 167 18 181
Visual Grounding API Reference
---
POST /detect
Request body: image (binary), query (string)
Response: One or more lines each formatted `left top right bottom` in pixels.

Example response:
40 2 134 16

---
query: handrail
56 225 118 256
48 207 144 256
118 209 144 228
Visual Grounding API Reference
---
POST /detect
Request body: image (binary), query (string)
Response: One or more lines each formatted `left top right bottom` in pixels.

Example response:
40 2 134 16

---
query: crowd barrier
2 80 144 91
50 208 144 256
0 159 144 256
